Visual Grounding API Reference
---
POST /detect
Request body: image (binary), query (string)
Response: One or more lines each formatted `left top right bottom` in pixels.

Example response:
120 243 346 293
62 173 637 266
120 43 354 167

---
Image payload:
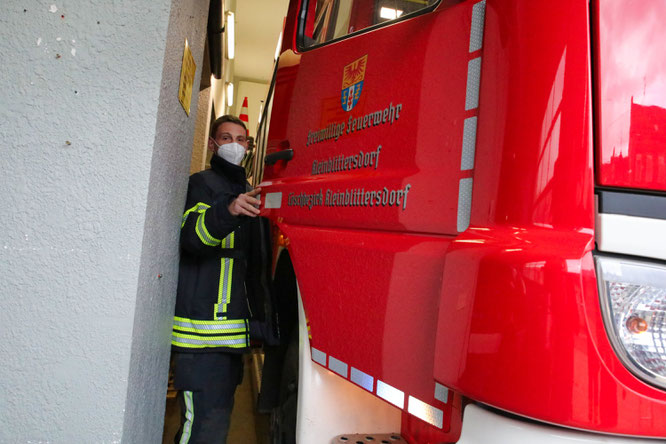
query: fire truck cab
250 0 666 442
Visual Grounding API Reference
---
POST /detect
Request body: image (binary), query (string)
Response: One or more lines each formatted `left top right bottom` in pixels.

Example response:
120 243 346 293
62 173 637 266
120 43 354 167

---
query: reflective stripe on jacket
173 155 252 353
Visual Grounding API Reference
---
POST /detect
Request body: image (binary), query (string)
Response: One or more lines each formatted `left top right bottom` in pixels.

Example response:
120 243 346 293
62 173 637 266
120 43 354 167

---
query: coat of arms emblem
341 55 367 112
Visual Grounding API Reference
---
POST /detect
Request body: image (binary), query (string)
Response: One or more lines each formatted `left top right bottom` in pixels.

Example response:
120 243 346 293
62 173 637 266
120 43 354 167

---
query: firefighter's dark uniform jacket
172 154 265 354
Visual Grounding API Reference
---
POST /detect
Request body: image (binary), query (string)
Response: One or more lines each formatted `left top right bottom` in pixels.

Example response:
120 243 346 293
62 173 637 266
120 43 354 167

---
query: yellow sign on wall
178 39 196 115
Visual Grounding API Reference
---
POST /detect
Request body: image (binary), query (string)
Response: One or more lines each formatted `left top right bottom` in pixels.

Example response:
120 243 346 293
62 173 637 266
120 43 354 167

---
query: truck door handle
265 149 294 165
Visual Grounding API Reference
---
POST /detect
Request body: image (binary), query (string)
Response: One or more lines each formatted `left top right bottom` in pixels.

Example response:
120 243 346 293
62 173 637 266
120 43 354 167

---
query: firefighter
172 115 263 443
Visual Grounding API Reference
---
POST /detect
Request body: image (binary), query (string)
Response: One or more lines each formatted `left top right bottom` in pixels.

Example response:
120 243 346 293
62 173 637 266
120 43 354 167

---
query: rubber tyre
270 326 298 444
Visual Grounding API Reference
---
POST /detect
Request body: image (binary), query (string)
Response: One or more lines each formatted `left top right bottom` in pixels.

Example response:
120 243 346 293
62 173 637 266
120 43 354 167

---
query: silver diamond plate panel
311 347 326 366
457 178 474 232
434 383 449 403
376 380 404 409
461 116 478 171
328 355 348 378
465 57 482 111
350 367 374 392
469 0 486 53
408 395 444 429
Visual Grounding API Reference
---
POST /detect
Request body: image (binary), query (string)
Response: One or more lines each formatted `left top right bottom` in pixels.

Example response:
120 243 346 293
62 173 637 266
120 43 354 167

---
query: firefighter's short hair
211 115 247 139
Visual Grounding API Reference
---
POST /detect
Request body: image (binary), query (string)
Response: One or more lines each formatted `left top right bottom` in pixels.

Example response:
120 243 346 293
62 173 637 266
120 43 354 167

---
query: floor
162 354 270 444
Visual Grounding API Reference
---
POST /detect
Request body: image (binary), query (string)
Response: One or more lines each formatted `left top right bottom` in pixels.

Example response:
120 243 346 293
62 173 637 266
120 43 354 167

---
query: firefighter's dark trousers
173 352 244 444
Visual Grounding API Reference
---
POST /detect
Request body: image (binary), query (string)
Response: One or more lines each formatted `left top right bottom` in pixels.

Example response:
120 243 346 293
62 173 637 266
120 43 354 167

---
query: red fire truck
250 0 666 442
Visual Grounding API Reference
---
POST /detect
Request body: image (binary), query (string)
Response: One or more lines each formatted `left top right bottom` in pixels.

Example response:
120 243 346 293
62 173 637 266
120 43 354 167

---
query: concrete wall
0 1 208 442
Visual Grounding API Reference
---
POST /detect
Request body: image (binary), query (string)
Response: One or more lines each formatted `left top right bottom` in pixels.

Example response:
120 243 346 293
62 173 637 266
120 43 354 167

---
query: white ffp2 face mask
214 141 246 165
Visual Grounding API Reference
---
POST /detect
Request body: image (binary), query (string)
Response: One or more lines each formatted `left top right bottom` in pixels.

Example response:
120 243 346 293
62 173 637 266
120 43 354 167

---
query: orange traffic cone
239 97 249 134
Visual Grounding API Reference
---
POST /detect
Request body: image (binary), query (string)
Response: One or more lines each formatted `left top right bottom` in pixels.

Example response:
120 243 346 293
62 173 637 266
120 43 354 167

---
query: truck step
332 434 406 444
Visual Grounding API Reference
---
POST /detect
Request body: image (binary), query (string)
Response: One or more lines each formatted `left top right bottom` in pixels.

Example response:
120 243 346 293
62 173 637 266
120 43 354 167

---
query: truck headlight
595 255 666 389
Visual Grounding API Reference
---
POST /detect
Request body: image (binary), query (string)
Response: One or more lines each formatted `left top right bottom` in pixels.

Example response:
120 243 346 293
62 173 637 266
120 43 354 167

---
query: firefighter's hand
228 187 262 217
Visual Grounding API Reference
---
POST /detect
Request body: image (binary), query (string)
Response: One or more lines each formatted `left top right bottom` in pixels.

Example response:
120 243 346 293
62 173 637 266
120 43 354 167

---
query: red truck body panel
258 0 666 439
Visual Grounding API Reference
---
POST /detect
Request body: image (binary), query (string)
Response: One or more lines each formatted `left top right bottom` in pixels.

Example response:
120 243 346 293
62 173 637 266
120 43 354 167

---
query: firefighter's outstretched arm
228 187 261 217
180 175 247 255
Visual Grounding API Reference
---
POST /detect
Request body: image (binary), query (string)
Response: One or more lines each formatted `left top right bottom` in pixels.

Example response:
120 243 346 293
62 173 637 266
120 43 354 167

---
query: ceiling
233 0 291 84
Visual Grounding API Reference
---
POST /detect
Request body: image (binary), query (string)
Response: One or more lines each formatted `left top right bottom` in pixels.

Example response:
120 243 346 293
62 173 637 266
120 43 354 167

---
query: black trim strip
594 250 666 267
597 190 666 220
296 0 444 52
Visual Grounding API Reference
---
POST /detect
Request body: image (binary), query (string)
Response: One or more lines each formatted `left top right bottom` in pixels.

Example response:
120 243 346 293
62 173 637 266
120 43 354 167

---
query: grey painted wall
0 1 208 442
122 1 209 442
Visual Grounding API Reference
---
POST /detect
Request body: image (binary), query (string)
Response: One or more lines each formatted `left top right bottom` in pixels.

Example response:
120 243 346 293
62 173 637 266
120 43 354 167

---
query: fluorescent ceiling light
227 11 235 60
380 7 403 20
227 82 234 107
